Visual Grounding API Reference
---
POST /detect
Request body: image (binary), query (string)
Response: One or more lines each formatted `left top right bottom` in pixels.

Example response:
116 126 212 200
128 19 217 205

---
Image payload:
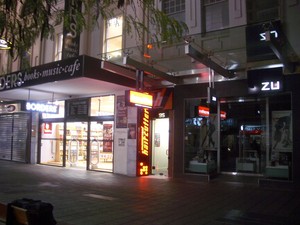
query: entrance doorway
151 118 169 176
220 99 266 174
66 122 88 168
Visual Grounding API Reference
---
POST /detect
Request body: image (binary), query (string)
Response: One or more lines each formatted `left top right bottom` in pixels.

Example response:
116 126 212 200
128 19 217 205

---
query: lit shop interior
40 95 114 172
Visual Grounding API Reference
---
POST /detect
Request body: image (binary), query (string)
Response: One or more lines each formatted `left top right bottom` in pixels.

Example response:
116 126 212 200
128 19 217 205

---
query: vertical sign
62 0 81 59
137 108 151 176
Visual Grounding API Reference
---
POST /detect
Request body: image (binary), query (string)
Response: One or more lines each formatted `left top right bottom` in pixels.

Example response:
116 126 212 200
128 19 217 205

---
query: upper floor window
103 16 123 60
247 0 280 24
204 0 229 32
55 33 63 61
162 0 185 22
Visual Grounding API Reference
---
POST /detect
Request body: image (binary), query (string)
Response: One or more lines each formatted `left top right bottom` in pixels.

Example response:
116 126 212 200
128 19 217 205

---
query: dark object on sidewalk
6 198 57 225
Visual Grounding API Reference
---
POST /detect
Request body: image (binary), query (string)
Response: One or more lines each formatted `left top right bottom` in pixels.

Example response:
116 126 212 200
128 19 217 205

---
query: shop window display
266 94 292 180
184 99 217 174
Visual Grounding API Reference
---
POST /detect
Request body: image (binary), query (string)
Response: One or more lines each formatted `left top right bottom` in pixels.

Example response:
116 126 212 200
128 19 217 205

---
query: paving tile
0 161 299 225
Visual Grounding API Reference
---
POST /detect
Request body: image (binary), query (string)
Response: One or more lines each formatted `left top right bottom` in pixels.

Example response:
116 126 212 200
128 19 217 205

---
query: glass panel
90 95 115 116
40 122 64 166
220 99 266 174
89 121 113 172
184 98 217 174
42 101 65 119
106 16 123 38
266 94 292 180
54 33 63 61
106 36 122 53
66 122 87 168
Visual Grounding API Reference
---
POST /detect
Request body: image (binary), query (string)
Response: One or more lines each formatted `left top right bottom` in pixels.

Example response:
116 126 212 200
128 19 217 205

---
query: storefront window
40 122 64 166
266 93 292 180
90 95 115 116
184 98 218 174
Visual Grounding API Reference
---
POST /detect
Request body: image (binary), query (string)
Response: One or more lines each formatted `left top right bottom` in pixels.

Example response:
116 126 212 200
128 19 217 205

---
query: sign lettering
0 57 82 92
137 108 151 176
261 81 280 91
259 30 278 41
26 102 59 114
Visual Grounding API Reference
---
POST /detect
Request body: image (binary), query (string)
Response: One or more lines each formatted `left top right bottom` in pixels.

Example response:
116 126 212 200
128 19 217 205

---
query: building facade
0 0 300 184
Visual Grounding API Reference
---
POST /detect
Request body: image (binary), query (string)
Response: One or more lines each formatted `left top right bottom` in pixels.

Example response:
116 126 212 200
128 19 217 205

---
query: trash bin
6 198 57 225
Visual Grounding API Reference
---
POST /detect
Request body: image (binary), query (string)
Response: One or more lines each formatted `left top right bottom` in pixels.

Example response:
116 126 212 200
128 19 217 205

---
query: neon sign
125 90 153 108
137 108 151 176
26 102 59 114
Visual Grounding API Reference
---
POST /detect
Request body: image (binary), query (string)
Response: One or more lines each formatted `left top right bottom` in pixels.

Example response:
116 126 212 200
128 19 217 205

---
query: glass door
40 122 64 166
151 118 169 176
66 122 88 168
220 99 266 174
89 121 113 172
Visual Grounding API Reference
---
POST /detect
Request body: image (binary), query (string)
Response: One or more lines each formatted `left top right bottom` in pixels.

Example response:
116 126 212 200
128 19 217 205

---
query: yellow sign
127 90 153 108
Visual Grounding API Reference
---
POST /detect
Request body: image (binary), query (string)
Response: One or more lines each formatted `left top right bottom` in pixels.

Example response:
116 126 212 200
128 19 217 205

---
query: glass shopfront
184 99 218 175
183 93 293 180
40 95 115 172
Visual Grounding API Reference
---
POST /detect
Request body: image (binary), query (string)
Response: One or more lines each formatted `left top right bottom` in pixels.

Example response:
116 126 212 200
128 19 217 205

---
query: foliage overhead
0 0 188 58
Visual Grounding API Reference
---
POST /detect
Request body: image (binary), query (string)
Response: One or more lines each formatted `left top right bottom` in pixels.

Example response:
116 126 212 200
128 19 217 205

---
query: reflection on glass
89 121 113 172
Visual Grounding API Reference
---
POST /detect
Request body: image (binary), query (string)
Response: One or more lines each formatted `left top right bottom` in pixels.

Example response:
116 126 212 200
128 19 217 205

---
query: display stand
265 165 289 179
236 151 259 173
188 160 216 173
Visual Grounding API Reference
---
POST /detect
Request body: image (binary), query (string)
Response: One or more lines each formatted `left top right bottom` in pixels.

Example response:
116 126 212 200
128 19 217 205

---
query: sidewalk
0 161 299 225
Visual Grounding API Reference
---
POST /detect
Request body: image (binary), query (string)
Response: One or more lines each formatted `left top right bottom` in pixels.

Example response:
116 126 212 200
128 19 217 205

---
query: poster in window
272 111 292 152
128 123 136 139
43 123 52 134
103 124 113 152
116 95 127 128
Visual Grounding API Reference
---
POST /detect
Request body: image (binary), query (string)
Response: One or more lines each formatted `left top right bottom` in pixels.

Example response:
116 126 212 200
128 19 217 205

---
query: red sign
43 123 52 134
198 106 226 120
137 108 151 176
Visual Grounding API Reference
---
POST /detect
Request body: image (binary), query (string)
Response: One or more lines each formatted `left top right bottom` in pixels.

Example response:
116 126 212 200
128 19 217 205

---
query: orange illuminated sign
125 90 153 108
137 108 151 176
198 106 226 119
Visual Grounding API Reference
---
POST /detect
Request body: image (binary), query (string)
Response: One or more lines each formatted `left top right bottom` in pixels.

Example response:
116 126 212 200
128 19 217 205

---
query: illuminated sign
137 108 151 176
261 81 280 91
0 104 20 113
198 106 226 120
43 123 53 134
125 90 153 108
246 20 281 62
0 38 11 50
259 30 278 41
248 67 283 94
26 102 59 114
